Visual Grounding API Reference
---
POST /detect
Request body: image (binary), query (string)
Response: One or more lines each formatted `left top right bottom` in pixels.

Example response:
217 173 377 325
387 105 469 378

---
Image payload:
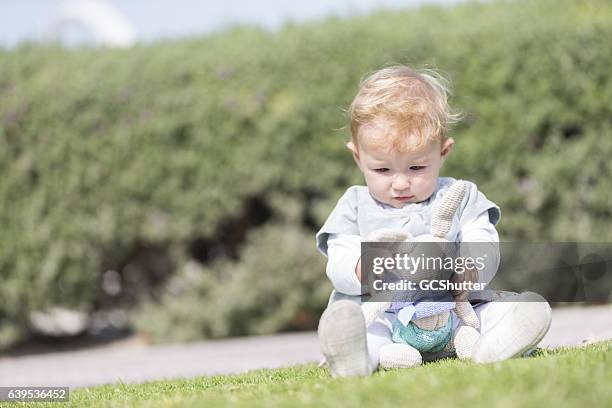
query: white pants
325 290 529 369
367 302 499 369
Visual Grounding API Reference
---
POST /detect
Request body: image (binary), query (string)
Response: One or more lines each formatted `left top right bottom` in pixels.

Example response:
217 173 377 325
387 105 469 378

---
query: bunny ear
361 301 391 327
431 180 467 238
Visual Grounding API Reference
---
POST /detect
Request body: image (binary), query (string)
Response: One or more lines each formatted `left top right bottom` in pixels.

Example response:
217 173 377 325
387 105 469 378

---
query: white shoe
318 300 372 377
472 292 552 363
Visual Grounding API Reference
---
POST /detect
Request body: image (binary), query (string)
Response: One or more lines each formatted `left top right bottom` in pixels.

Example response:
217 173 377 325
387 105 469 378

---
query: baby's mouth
394 195 415 201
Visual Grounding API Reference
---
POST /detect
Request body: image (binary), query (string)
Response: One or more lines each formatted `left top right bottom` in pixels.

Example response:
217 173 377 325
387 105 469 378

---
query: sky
0 0 467 48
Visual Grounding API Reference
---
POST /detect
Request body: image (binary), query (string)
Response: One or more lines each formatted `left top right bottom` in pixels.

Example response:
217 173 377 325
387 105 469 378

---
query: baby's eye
410 166 426 171
374 168 389 173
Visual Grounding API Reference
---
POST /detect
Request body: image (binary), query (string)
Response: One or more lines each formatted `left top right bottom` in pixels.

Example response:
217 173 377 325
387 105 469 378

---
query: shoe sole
318 300 371 377
473 292 552 363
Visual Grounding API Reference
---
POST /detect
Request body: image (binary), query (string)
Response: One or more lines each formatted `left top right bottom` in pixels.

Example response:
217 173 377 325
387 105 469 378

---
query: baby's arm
456 210 501 286
326 233 364 296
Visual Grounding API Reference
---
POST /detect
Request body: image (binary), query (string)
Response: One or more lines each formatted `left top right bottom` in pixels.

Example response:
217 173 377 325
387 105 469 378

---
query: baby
316 65 552 377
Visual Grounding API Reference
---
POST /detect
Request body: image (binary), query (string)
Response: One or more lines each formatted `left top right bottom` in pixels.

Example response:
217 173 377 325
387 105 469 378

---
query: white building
50 0 136 48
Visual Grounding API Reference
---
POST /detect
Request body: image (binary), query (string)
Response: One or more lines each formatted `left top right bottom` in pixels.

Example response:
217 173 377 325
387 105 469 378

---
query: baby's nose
392 174 411 191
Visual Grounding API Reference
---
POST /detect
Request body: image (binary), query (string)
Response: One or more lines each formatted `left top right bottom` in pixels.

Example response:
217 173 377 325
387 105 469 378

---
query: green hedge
1 0 611 347
133 224 329 342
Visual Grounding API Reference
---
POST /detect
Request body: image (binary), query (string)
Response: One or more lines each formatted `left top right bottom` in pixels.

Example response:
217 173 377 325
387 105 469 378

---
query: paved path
1 305 610 389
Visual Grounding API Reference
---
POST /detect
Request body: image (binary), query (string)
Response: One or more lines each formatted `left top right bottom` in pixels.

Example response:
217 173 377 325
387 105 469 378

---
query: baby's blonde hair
349 65 461 152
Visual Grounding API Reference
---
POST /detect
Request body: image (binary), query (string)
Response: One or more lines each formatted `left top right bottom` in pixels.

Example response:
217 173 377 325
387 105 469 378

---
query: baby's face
350 132 454 208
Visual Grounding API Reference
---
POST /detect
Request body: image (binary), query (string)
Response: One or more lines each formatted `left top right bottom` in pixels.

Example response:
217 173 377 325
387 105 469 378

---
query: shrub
133 224 330 342
1 0 611 347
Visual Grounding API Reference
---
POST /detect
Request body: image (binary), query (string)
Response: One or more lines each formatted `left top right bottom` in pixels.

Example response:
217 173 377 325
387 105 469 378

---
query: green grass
8 341 611 408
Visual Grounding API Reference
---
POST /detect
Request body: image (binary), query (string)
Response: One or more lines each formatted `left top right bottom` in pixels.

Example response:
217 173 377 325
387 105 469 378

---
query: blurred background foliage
1 0 611 348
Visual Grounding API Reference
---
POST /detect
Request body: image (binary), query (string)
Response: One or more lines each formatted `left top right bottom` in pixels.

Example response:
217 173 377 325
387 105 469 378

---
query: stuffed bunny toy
361 180 481 368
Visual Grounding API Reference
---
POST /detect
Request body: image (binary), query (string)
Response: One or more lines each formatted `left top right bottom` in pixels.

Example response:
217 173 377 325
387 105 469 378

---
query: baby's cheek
419 178 438 199
371 177 389 192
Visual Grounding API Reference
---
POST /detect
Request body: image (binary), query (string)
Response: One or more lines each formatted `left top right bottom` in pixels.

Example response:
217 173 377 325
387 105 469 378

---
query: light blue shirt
316 177 501 303
316 177 500 256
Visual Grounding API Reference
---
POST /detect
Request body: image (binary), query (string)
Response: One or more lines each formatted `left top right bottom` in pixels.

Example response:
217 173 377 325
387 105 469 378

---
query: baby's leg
367 312 423 369
318 300 372 377
366 312 394 369
319 301 425 375
454 292 552 362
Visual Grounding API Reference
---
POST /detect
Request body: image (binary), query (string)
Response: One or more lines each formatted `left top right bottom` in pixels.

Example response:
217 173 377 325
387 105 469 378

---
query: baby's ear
346 140 360 163
440 138 455 161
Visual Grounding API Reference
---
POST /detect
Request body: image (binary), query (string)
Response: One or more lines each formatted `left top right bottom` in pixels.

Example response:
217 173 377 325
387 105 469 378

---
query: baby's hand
451 267 479 301
367 228 412 242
